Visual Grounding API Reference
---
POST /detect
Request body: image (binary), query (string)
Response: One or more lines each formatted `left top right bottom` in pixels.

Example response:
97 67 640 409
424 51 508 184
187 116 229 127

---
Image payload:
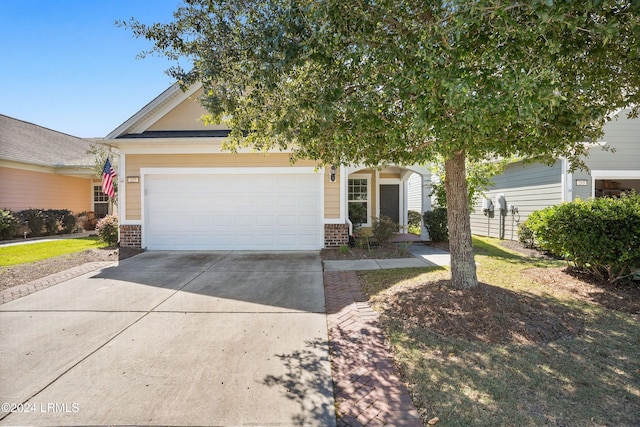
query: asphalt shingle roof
0 114 95 167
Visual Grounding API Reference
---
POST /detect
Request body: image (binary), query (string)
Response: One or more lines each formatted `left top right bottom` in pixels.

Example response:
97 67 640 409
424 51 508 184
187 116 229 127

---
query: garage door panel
144 173 322 250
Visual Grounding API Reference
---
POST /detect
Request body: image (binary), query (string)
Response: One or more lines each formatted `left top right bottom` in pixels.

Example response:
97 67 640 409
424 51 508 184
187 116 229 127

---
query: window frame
348 174 371 227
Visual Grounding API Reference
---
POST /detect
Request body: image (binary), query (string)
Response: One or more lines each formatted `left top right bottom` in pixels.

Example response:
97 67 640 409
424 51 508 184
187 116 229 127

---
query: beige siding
147 88 227 131
379 172 400 179
469 161 563 240
124 153 339 220
0 166 92 214
324 168 341 219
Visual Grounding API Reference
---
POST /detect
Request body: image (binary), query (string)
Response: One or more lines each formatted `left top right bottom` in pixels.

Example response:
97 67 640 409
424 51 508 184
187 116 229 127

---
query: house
0 114 109 218
468 108 640 240
104 83 433 251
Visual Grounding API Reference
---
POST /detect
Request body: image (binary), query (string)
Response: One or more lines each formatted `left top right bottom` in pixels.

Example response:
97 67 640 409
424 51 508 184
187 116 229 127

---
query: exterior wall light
330 165 337 182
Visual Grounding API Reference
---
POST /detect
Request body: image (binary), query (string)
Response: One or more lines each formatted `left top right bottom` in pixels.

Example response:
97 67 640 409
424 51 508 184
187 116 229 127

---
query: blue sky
1 1 186 137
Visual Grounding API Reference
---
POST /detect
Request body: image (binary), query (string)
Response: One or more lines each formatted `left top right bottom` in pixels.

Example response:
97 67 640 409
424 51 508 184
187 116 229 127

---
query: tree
121 0 640 289
430 156 510 210
88 144 118 204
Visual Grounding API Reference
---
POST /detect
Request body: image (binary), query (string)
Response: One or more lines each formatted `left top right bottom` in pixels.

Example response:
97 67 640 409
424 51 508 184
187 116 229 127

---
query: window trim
92 184 110 218
348 174 371 227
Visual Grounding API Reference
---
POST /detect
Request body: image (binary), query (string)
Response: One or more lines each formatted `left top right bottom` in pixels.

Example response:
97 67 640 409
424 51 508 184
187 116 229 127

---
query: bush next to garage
96 214 119 246
523 194 640 284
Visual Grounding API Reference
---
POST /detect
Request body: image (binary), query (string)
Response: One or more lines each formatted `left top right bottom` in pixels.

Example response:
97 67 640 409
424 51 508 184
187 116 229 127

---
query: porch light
330 165 336 182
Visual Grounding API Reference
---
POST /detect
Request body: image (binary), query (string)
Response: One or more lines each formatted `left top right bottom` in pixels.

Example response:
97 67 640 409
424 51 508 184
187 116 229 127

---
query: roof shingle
0 114 95 167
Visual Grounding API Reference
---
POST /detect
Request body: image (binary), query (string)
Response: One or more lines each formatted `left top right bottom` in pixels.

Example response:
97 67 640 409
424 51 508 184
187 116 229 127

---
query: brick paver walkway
0 261 115 304
324 271 422 426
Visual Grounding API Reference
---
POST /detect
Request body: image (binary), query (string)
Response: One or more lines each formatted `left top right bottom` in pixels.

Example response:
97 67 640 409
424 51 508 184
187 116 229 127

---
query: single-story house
468 107 640 240
104 83 433 251
0 114 111 218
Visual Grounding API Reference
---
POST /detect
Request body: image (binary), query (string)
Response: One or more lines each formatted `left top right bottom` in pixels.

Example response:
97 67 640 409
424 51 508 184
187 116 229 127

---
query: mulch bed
379 280 585 345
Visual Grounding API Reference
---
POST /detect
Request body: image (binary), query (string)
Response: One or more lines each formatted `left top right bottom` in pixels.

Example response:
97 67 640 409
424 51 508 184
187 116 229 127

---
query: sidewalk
323 243 450 271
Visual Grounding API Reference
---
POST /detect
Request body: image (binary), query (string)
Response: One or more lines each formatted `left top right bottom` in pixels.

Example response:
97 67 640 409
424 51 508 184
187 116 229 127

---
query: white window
93 185 109 218
348 176 370 226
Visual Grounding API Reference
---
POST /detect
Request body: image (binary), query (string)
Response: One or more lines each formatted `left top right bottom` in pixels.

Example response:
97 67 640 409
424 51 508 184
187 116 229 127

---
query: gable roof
106 82 205 139
0 114 95 168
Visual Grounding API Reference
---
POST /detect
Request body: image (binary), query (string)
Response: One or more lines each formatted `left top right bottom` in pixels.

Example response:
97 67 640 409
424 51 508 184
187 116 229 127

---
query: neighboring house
468 108 640 240
0 114 110 218
103 83 432 251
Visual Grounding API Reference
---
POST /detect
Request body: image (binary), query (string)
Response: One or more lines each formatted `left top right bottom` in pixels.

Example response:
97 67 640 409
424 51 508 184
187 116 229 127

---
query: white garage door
143 171 323 250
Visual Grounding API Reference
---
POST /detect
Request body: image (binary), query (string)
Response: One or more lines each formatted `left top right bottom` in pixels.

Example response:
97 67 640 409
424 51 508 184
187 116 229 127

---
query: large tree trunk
444 150 479 289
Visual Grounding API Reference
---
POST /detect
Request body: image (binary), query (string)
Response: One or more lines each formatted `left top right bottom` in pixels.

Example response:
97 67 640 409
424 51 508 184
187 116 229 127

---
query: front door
379 184 400 223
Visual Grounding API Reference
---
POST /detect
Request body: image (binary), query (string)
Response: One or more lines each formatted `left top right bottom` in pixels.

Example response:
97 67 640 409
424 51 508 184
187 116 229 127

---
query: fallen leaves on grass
522 267 640 315
379 280 584 345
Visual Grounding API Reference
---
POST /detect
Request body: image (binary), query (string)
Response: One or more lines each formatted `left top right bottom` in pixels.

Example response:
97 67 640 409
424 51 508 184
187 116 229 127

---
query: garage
142 169 323 250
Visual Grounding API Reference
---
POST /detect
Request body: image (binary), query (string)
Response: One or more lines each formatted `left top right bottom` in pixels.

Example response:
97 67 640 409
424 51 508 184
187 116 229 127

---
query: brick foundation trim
324 223 349 248
120 224 142 248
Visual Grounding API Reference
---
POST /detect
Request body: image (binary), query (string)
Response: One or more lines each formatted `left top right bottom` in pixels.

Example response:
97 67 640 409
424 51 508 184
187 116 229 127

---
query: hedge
522 194 640 283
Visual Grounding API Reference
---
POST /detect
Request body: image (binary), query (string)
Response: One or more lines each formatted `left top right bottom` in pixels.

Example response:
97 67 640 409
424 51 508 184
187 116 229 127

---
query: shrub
0 210 19 240
423 207 449 242
61 211 78 234
525 194 640 283
408 210 422 233
348 202 367 225
372 216 398 246
43 211 60 235
95 214 119 246
17 209 45 237
517 222 535 249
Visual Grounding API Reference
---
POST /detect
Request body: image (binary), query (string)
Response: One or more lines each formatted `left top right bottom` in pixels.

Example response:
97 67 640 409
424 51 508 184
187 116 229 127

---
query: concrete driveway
0 251 335 426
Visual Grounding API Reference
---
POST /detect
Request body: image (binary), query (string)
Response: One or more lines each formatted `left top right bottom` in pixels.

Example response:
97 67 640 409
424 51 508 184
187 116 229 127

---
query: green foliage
43 212 59 236
372 216 397 246
95 214 119 246
17 209 45 237
61 211 78 234
122 0 640 289
0 210 19 240
88 144 118 204
430 156 510 209
408 210 422 233
517 222 535 249
423 207 449 243
120 1 640 168
524 194 640 283
348 202 367 225
338 245 350 255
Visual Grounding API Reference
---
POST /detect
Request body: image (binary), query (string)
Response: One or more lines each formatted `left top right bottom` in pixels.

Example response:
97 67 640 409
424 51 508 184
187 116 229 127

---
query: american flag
102 158 116 198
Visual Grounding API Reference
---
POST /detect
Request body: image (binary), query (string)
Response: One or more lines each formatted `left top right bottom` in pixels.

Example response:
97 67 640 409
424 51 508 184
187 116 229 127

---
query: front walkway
323 243 450 272
324 271 422 426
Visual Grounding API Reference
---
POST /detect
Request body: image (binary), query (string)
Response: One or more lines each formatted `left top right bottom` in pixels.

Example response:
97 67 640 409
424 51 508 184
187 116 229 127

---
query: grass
359 236 640 426
0 237 109 267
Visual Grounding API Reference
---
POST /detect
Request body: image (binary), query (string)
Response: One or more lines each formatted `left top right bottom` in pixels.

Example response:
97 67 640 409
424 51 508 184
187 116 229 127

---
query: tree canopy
122 0 640 289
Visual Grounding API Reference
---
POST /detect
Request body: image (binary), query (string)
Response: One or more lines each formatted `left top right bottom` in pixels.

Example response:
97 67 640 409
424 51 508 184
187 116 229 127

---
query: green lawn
359 236 640 426
0 237 109 267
